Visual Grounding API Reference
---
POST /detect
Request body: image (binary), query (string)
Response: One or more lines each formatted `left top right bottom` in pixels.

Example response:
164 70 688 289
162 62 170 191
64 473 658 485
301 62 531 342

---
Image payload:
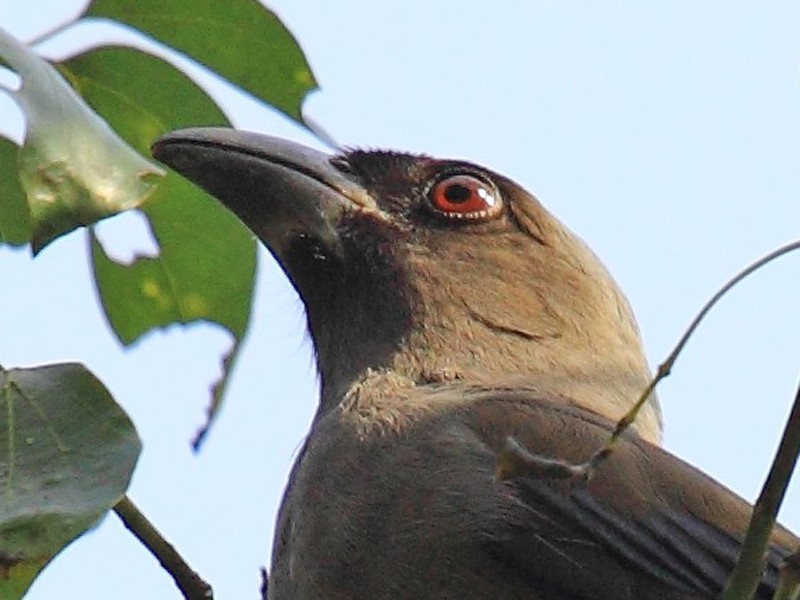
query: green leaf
61 46 239 339
0 138 30 246
91 175 255 343
64 45 256 446
0 28 163 253
58 46 229 155
91 173 256 447
86 0 317 122
0 362 141 599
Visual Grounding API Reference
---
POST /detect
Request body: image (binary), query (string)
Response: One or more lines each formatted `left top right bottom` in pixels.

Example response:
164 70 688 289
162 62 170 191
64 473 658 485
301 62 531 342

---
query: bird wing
496 473 792 599
450 390 797 600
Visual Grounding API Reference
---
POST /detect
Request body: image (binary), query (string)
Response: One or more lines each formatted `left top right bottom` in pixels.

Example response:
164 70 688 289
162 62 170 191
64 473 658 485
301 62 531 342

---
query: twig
114 495 213 600
721 377 800 600
496 241 800 600
496 436 595 481
303 113 340 150
498 240 800 482
597 240 800 466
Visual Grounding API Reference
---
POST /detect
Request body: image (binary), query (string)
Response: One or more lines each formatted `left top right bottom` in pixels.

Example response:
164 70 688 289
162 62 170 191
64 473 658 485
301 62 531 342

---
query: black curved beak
151 128 374 261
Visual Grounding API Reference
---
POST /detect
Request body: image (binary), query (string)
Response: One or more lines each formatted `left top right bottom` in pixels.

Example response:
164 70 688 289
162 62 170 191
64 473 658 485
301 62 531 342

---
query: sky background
2 1 800 598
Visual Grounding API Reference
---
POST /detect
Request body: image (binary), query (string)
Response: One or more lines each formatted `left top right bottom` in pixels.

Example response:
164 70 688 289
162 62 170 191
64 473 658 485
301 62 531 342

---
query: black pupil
444 183 471 204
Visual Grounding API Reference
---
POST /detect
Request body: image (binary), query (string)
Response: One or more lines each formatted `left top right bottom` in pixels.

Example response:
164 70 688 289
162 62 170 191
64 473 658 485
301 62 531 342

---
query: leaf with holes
91 172 256 448
91 173 256 345
0 28 163 253
61 46 257 446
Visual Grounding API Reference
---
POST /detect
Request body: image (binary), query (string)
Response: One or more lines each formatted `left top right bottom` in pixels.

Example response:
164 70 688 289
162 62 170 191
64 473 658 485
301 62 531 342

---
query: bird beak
151 128 374 261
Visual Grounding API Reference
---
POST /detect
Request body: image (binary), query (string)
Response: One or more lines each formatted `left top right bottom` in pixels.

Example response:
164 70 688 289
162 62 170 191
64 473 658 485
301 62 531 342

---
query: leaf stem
114 495 213 600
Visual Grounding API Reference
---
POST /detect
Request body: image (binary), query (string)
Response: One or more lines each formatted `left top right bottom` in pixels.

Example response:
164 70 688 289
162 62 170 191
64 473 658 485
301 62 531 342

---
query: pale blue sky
2 1 800 598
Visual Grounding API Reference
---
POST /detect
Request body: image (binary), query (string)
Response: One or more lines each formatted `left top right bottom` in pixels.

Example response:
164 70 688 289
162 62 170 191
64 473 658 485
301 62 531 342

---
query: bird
153 128 798 599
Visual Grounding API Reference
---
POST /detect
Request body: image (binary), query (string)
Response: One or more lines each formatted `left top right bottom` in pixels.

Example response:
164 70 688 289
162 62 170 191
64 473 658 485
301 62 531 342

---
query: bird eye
429 174 502 220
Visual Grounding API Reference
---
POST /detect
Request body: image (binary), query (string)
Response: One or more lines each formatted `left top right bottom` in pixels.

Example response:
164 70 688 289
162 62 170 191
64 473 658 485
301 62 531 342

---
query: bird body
270 384 795 599
152 129 798 599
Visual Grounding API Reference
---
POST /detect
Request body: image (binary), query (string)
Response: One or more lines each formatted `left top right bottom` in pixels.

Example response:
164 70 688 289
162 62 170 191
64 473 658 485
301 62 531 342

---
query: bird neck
299 228 662 445
309 282 662 445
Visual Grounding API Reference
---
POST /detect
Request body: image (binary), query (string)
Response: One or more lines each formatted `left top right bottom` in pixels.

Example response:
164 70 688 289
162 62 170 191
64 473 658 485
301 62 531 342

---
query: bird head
153 129 662 443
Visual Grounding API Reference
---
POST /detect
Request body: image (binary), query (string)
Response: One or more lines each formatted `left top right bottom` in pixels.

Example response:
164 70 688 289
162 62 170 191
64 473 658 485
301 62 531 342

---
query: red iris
429 174 501 219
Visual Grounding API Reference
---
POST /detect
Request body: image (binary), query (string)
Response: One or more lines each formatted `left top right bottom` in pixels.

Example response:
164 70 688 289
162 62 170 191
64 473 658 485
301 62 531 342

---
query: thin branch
604 240 800 457
114 495 213 600
721 376 800 600
303 113 340 150
498 240 800 482
497 243 800 600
